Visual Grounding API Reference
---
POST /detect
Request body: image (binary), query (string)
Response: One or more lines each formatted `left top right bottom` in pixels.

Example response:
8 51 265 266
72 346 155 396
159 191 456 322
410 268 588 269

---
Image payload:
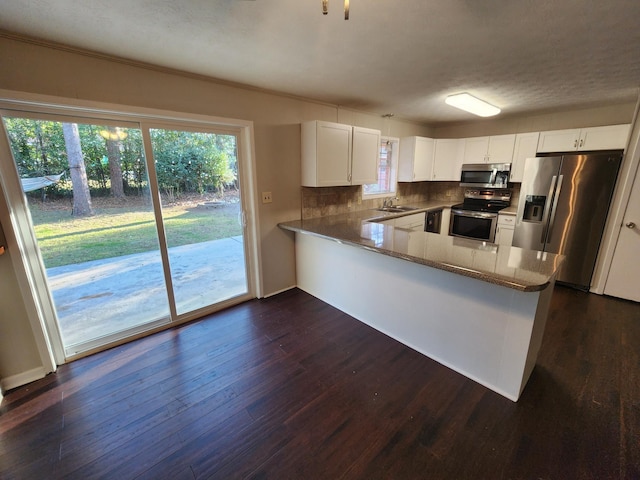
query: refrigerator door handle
546 174 564 242
540 175 558 244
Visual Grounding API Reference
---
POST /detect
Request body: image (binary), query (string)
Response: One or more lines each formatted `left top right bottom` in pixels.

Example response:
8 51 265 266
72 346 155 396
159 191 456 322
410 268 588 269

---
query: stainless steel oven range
450 189 511 243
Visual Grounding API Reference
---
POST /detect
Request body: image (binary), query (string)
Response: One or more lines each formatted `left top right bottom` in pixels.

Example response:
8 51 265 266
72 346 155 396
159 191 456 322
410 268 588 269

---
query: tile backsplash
301 182 466 219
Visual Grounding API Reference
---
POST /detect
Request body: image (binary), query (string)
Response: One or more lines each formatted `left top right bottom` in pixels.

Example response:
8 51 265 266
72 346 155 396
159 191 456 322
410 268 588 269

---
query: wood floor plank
1 286 639 479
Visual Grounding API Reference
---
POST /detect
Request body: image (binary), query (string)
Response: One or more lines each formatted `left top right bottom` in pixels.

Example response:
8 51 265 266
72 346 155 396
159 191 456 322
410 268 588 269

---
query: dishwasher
424 209 442 233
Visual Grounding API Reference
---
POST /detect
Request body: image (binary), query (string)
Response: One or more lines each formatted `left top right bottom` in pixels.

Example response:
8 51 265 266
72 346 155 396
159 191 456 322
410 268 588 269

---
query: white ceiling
1 0 639 125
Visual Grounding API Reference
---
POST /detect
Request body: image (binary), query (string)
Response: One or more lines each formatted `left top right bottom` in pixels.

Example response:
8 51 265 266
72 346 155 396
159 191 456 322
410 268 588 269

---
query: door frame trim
592 94 640 293
0 89 263 366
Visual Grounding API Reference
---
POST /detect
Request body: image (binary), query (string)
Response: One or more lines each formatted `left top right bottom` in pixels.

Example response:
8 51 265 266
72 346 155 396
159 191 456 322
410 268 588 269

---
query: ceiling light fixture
445 93 501 117
322 0 350 20
382 113 394 154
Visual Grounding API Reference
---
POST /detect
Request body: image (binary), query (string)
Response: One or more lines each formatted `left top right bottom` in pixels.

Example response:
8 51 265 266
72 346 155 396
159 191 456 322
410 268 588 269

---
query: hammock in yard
21 173 64 192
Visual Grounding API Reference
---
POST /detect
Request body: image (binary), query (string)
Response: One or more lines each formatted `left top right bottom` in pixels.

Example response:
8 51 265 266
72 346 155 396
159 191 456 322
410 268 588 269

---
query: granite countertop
279 204 564 292
499 206 518 216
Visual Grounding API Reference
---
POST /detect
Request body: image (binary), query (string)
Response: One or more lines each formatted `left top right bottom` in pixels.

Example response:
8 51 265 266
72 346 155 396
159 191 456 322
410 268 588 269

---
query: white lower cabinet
441 207 451 235
377 219 396 226
393 213 426 230
495 214 515 246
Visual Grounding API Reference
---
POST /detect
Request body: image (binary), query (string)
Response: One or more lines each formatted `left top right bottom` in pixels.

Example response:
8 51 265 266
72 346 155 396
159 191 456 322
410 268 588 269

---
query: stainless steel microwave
460 163 511 188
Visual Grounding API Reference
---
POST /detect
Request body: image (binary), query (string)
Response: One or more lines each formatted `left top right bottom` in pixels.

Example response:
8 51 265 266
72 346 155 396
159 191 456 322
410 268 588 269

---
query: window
362 136 398 198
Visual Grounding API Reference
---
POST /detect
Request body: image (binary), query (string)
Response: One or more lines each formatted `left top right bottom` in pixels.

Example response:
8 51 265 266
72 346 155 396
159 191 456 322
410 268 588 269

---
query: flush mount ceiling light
445 93 501 117
322 0 350 19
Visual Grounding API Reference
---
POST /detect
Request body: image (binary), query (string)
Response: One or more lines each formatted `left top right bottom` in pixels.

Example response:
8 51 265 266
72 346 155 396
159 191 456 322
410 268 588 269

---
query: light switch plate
262 191 273 204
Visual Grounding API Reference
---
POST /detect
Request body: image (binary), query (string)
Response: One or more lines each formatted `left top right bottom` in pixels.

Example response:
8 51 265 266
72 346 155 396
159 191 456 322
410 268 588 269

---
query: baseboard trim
262 285 296 298
1 366 48 392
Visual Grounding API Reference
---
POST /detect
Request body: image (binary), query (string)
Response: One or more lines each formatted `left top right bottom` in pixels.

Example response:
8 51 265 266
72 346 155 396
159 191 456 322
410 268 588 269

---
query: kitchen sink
376 206 419 213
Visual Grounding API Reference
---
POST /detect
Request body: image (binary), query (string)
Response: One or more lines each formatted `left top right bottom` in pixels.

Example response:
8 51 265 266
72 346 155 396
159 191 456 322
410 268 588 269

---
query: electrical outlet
262 191 273 204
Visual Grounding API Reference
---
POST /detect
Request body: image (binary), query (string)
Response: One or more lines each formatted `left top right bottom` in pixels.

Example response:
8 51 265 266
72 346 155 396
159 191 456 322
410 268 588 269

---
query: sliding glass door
0 110 253 358
149 127 248 316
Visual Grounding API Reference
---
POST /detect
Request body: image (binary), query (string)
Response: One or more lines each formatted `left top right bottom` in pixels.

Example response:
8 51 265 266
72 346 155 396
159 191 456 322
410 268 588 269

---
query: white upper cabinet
432 138 464 181
536 129 580 153
462 134 516 164
537 124 631 153
510 132 540 183
301 121 380 187
461 136 489 164
302 121 351 187
351 126 381 185
489 135 517 163
398 136 435 182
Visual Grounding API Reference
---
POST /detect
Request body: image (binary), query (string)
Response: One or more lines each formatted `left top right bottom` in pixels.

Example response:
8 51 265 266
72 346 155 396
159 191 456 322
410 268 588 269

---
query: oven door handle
452 210 498 219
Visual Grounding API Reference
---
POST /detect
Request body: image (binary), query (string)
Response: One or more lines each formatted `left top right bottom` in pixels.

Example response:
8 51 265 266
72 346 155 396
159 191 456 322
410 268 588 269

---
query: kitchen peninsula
279 206 564 401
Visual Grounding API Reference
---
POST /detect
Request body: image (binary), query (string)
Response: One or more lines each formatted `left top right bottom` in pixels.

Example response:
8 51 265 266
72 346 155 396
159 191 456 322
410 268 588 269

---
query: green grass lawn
30 201 242 268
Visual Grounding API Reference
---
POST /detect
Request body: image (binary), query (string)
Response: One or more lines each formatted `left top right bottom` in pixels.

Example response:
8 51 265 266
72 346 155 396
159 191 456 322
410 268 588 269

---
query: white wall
0 202 45 389
0 34 432 385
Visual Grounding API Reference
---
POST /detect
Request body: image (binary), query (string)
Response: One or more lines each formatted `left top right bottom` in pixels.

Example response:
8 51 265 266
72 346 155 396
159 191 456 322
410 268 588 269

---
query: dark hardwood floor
1 285 639 479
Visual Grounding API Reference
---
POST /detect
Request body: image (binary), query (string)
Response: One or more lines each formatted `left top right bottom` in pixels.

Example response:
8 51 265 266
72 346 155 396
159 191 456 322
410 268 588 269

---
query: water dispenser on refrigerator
522 195 546 222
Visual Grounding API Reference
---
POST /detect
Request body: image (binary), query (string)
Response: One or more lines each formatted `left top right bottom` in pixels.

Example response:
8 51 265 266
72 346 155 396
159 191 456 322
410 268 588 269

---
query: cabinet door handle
574 139 578 148
579 138 584 148
626 222 636 229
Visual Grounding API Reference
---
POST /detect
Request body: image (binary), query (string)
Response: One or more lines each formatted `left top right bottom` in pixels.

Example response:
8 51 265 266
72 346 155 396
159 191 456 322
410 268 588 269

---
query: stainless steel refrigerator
512 152 622 290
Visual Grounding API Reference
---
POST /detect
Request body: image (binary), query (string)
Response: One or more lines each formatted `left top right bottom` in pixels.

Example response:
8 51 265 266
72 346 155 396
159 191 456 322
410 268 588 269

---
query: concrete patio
46 236 247 347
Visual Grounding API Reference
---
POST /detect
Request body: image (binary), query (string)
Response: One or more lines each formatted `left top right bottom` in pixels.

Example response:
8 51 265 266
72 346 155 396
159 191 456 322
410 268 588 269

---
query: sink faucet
382 196 398 208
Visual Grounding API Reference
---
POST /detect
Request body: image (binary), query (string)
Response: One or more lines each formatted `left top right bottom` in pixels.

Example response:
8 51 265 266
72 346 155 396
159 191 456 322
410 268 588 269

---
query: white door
604 164 640 302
